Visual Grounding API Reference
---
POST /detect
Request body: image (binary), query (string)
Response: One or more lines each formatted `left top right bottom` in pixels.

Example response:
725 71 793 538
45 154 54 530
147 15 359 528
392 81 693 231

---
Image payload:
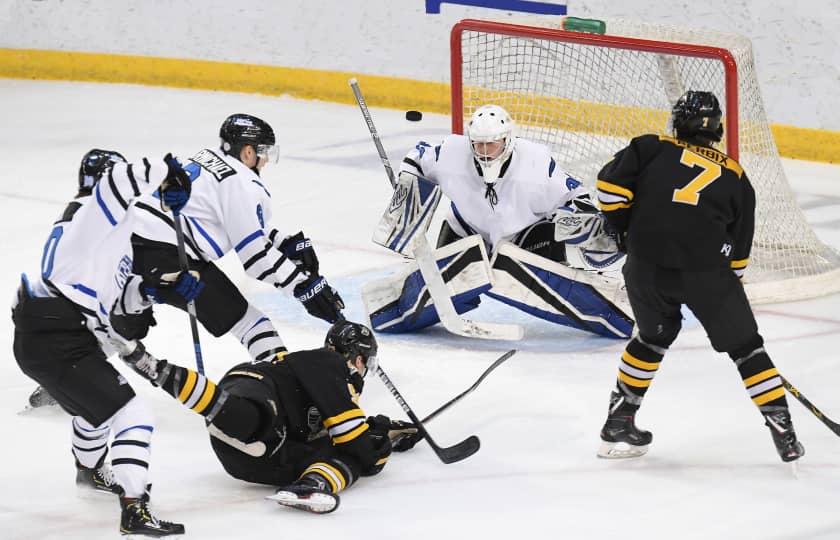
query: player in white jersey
128 113 344 362
12 149 196 536
364 105 634 339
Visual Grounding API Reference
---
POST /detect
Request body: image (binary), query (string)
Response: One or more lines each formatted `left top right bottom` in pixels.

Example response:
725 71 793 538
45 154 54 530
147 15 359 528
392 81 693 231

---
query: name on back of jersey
191 149 237 181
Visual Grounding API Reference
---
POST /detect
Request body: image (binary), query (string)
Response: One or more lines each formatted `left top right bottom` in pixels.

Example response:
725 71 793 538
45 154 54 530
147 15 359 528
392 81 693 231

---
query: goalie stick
781 375 840 437
422 349 516 424
348 77 523 341
376 365 480 464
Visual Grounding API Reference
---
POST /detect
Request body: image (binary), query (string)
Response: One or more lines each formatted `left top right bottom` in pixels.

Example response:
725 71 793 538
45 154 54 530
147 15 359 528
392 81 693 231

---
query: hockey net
451 17 840 304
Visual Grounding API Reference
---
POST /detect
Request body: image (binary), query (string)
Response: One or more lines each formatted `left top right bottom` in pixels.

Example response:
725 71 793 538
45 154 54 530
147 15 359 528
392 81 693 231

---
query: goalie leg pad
363 235 491 333
489 242 634 339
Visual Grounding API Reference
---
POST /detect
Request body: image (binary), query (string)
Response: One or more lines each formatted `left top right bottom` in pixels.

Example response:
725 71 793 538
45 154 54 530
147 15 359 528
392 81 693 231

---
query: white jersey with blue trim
399 134 587 251
130 147 305 291
28 158 170 351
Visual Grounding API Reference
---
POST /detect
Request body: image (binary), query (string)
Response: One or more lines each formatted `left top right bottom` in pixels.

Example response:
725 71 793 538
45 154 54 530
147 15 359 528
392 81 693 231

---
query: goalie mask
325 320 379 380
672 90 723 145
219 113 279 166
467 105 516 185
77 149 127 198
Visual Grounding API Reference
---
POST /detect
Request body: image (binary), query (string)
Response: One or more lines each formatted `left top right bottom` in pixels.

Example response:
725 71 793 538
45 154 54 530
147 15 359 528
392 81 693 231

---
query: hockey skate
597 391 652 459
119 493 184 537
763 409 805 463
267 483 340 514
24 385 58 410
76 459 123 497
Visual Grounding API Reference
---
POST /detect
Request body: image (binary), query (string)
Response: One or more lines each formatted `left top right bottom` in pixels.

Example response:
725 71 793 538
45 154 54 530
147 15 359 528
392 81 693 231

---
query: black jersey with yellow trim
224 348 383 472
597 133 755 271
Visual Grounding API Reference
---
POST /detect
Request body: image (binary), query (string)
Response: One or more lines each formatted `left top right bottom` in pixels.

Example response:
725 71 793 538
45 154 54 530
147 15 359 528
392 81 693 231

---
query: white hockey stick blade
413 235 523 341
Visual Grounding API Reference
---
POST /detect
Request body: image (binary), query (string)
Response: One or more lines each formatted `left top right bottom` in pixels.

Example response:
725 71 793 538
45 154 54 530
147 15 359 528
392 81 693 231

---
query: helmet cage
467 105 515 184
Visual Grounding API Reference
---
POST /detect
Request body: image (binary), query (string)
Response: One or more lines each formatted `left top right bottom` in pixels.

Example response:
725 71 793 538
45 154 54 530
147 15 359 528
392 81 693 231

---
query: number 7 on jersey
672 150 722 206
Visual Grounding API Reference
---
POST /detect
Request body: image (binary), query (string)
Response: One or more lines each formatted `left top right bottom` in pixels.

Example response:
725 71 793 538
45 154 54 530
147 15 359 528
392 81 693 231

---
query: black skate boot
598 391 653 459
267 476 340 514
76 458 123 497
119 493 184 536
763 409 805 463
28 385 58 408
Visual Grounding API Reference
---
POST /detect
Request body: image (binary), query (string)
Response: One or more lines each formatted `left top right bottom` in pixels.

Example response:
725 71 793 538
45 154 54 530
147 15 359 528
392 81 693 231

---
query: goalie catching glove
294 275 345 323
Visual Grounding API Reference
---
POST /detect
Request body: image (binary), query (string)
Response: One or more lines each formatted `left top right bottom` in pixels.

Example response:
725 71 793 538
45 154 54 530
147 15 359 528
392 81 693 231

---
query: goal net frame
449 17 840 304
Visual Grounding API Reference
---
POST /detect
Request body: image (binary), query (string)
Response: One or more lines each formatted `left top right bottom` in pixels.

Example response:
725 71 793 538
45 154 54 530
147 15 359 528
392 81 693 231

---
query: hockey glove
278 231 319 275
293 275 345 323
119 341 169 386
362 415 394 477
110 307 157 341
160 153 192 214
367 415 421 453
141 269 204 304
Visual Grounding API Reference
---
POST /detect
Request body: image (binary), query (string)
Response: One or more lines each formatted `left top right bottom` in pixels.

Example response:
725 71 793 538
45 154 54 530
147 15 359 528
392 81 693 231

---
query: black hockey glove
110 307 157 341
160 153 192 214
141 269 204 304
363 415 394 477
119 341 169 386
293 275 345 323
367 415 421 453
278 231 319 275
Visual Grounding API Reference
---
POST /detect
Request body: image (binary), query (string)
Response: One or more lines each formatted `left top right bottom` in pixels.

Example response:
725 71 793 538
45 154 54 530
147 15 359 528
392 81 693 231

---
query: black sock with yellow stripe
298 458 355 494
731 340 788 411
614 336 666 411
160 365 224 419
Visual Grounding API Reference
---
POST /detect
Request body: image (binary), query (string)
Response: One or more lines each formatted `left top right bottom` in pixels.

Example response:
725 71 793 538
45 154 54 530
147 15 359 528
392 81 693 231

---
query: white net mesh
454 18 840 303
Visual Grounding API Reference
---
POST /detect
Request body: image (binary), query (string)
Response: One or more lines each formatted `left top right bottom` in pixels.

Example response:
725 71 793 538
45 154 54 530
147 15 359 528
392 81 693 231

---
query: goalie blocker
363 235 633 339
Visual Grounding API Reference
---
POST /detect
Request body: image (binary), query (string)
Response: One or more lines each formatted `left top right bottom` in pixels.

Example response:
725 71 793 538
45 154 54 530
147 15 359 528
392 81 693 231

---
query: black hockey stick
422 349 517 424
376 365 480 464
781 375 840 436
172 212 205 375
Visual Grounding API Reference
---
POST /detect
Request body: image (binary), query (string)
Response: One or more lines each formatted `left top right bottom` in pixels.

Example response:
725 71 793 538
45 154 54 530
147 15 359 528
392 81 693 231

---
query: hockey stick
376 365 480 464
422 349 516 424
172 213 205 375
348 77 523 341
781 375 840 437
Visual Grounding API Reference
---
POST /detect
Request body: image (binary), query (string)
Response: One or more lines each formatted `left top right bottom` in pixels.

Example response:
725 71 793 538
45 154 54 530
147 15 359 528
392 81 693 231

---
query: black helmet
219 113 277 162
672 90 724 145
78 149 127 197
325 320 378 375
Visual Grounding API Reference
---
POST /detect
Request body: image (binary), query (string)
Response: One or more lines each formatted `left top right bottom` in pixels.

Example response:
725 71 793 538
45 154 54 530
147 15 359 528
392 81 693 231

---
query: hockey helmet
325 320 379 376
672 90 723 144
467 104 516 184
77 149 127 197
219 113 279 163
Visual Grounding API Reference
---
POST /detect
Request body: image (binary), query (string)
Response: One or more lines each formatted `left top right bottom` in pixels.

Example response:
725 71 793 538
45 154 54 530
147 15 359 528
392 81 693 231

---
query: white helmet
467 105 516 184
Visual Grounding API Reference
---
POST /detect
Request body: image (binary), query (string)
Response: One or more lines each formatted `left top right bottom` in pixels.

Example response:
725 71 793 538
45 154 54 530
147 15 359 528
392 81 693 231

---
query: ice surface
1 80 838 539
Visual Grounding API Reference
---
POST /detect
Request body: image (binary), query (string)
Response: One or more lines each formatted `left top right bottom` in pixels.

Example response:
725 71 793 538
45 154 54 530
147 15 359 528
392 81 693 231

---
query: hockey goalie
362 105 634 339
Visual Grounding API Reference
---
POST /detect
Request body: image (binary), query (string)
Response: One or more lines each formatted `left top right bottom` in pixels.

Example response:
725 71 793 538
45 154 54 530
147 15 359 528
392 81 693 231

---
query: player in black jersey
120 320 417 514
594 90 804 463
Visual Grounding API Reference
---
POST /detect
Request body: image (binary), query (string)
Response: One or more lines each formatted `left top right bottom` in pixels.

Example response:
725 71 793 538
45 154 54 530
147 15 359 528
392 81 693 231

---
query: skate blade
597 440 649 459
266 491 339 514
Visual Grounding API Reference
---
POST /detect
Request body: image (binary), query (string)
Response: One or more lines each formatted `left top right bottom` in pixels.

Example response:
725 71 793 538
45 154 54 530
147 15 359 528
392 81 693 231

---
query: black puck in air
405 110 423 122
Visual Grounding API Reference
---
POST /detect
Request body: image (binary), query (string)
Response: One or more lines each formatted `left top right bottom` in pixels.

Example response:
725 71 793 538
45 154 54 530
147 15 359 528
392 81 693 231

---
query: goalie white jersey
28 158 171 352
130 148 305 292
400 134 587 251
